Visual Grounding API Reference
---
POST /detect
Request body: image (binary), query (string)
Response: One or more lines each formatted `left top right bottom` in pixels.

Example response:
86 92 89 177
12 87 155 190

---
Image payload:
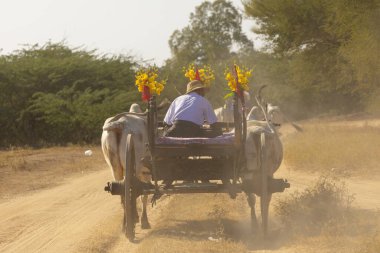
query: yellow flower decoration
135 67 166 100
183 63 215 87
224 64 252 92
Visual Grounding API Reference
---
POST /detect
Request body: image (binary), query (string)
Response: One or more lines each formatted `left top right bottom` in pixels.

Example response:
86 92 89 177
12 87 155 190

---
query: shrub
274 175 354 235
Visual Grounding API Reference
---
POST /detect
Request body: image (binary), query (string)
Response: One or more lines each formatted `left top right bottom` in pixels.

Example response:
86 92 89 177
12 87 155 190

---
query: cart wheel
259 132 270 236
124 134 137 242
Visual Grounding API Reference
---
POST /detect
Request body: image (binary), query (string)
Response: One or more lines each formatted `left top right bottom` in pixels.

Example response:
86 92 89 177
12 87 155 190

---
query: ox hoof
141 222 151 229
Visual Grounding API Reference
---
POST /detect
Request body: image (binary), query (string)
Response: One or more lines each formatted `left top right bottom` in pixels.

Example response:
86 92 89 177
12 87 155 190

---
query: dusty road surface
0 170 120 252
1 167 379 253
0 118 379 252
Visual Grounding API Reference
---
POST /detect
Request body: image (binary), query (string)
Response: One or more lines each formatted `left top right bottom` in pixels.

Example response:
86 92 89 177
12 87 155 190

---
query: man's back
164 92 217 126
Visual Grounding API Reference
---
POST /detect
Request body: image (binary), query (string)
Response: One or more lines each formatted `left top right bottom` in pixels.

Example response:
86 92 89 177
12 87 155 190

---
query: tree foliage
169 0 252 64
163 0 254 106
243 0 380 114
0 42 139 146
1 0 379 147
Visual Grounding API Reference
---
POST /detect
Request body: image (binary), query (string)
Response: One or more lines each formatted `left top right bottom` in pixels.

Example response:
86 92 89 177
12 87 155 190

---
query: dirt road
0 165 379 252
1 119 379 252
0 170 120 252
0 167 177 253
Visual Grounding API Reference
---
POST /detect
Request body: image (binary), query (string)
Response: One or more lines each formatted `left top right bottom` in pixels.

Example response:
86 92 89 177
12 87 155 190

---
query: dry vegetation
272 173 380 251
283 124 380 177
275 120 380 252
0 146 104 200
274 174 354 236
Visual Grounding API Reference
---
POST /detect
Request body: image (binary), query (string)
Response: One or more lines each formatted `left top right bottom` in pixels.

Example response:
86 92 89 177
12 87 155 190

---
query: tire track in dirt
0 170 122 252
0 168 173 253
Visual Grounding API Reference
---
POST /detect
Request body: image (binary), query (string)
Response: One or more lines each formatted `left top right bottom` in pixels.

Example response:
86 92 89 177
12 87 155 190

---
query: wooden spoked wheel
259 132 269 236
124 134 137 242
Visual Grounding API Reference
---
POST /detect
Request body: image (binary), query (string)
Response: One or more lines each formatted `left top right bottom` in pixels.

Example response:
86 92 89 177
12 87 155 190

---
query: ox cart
104 93 290 241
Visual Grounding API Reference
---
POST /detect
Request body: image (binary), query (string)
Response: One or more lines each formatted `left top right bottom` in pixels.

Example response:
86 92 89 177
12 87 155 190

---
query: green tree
0 42 138 146
27 87 139 144
163 0 254 106
169 0 252 64
243 0 380 115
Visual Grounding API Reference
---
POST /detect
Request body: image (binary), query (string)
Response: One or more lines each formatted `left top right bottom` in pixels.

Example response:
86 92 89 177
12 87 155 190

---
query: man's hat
186 80 207 94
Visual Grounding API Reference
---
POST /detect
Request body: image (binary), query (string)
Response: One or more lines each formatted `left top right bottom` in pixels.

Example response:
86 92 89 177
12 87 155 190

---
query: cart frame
105 92 289 241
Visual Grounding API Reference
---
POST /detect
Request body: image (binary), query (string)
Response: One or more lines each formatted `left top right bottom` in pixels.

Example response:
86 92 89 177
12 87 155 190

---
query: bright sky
1 0 262 65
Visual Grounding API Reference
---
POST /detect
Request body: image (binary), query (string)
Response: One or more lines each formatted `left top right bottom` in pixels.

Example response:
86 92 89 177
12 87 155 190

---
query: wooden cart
105 93 290 241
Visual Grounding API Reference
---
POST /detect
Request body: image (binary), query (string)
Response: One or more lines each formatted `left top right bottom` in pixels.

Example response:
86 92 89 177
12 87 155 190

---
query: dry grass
0 145 105 199
283 125 380 177
274 174 380 252
274 174 354 236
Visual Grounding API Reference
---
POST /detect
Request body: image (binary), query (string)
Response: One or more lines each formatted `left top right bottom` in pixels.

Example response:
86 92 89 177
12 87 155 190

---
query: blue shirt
164 92 218 126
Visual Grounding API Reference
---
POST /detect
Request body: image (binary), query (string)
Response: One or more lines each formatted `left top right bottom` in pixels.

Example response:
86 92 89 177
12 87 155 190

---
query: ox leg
247 193 259 232
140 194 151 229
261 193 272 235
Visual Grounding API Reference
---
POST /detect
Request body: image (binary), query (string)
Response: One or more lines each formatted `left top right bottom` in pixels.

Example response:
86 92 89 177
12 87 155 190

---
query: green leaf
223 92 234 100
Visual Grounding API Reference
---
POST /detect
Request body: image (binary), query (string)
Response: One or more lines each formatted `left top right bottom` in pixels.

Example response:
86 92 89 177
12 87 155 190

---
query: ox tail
101 130 124 180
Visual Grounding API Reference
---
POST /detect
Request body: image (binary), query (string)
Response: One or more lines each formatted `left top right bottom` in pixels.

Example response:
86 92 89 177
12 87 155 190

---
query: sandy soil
1 165 378 253
0 118 379 252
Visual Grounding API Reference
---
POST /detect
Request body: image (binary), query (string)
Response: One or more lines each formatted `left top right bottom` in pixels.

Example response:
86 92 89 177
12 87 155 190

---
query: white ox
243 119 283 231
243 97 299 231
101 104 152 229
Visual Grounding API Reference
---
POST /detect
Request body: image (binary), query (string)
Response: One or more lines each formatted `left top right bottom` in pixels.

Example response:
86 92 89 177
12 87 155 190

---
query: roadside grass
283 125 380 177
274 174 354 236
274 174 380 252
0 146 105 199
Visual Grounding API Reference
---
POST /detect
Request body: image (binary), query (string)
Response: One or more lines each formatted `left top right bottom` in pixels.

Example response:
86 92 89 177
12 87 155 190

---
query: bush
274 175 354 235
0 42 138 146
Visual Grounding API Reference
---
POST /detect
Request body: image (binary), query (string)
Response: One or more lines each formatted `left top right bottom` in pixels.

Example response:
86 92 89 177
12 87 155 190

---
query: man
163 80 222 138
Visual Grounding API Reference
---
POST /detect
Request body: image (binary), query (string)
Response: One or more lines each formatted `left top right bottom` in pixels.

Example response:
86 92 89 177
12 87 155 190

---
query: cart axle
105 178 290 197
104 181 124 195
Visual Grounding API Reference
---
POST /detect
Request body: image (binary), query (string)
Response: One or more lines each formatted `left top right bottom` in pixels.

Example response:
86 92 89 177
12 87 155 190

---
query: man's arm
203 99 222 137
203 99 218 124
163 102 174 125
